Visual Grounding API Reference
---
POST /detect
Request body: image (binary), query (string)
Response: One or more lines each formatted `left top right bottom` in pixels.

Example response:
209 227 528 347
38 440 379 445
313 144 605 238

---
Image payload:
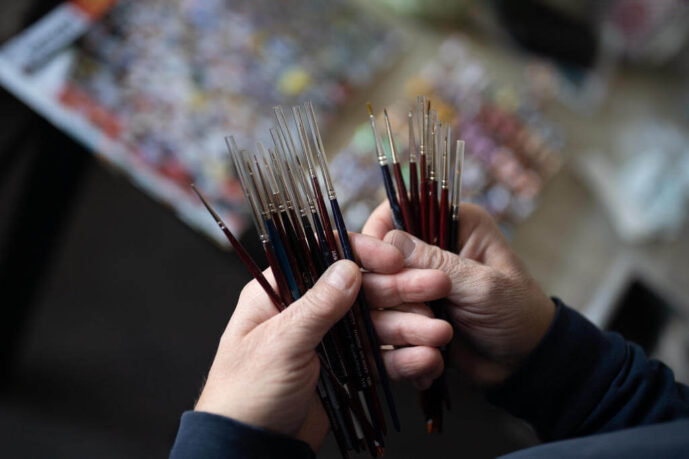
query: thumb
384 230 487 283
277 260 361 354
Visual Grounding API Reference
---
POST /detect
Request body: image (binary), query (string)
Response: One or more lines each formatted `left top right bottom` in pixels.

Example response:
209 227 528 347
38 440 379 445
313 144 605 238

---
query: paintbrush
306 101 401 434
367 103 405 231
408 110 421 230
428 117 440 246
384 108 416 235
287 105 389 452
190 184 287 312
226 138 293 306
419 99 429 242
438 125 451 250
450 140 464 253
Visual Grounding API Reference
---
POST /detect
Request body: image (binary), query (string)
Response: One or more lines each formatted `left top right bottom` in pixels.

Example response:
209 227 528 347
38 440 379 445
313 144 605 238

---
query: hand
195 233 453 451
362 201 556 386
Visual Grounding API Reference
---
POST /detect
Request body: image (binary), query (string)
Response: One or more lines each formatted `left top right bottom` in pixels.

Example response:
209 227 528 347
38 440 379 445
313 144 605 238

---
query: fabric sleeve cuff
486 299 619 440
169 411 315 459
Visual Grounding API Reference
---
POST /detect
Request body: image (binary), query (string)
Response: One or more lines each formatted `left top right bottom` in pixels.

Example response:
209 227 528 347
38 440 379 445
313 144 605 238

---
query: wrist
194 381 278 435
501 292 557 380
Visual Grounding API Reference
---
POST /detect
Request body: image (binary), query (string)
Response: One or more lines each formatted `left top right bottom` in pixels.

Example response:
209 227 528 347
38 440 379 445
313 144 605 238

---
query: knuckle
484 271 505 299
426 247 457 273
402 348 437 378
300 286 335 323
238 280 264 304
430 353 444 378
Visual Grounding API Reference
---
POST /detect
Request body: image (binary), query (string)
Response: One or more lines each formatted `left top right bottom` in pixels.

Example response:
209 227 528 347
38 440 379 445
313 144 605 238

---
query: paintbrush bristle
191 184 222 225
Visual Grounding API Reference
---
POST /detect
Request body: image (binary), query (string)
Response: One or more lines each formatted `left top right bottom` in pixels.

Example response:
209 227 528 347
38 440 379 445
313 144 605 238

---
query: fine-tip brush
419 100 430 241
245 138 386 455
277 112 333 270
450 140 464 253
227 138 293 306
384 108 416 235
293 104 388 449
367 103 405 231
374 104 449 432
191 184 287 311
274 164 379 453
301 103 389 438
271 128 325 275
270 110 320 282
292 106 339 263
408 110 421 228
425 122 452 435
270 135 356 418
306 101 400 434
246 156 301 301
260 149 310 295
438 125 451 251
428 117 440 246
268 145 318 288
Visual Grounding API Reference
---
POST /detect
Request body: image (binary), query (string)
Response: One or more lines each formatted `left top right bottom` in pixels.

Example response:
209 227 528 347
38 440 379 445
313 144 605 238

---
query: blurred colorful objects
60 0 401 238
331 36 564 234
0 0 401 242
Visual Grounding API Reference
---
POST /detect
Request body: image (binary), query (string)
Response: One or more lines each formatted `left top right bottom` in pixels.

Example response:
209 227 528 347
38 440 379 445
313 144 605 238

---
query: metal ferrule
408 111 417 163
441 150 448 189
369 116 388 166
274 193 286 213
451 139 465 218
451 205 460 221
429 124 437 181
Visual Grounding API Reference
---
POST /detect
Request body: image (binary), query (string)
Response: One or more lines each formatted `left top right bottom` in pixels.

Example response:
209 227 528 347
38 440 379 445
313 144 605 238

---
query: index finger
362 200 395 240
229 268 281 337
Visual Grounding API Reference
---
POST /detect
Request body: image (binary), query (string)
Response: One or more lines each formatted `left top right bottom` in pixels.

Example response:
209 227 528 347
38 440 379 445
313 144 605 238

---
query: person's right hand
362 201 556 386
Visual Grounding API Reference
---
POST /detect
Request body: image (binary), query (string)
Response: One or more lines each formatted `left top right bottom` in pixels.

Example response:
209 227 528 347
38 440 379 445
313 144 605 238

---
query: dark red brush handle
429 181 438 246
409 162 420 230
419 155 428 242
220 222 285 310
263 241 293 306
393 162 416 236
191 185 286 310
438 188 449 250
273 210 307 295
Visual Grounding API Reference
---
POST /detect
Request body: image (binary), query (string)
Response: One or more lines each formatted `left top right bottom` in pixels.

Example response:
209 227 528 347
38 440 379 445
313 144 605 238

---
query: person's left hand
195 233 453 452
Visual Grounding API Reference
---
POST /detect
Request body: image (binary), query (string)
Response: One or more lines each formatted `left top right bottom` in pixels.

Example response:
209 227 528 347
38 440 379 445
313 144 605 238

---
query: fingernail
324 261 357 291
392 232 416 260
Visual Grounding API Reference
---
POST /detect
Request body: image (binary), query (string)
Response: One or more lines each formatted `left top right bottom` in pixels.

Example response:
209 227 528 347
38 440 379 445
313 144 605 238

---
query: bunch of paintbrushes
192 102 400 459
367 96 465 433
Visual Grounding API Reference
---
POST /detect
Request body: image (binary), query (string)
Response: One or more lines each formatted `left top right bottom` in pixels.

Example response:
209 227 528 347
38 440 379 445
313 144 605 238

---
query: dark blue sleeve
487 299 689 441
169 411 316 459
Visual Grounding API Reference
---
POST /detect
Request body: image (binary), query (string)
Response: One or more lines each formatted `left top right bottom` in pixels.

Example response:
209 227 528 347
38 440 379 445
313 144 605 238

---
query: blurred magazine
0 0 401 244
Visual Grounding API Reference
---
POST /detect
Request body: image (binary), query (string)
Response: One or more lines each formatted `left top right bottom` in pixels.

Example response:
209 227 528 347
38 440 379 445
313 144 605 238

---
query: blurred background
1 0 688 457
